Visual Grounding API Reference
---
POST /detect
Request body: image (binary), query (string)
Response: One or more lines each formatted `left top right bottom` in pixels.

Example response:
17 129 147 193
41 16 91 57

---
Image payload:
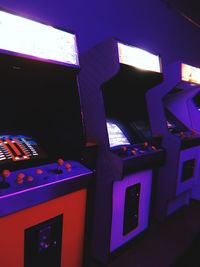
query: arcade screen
130 121 152 141
106 121 130 148
165 109 188 134
0 53 84 163
166 121 178 133
193 92 200 110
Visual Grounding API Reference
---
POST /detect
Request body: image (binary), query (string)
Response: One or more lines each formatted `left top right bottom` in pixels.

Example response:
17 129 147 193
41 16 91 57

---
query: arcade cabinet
0 10 93 267
147 61 200 221
79 38 165 264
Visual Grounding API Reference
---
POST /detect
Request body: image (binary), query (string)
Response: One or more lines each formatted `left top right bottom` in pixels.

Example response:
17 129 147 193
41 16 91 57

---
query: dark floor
89 200 200 267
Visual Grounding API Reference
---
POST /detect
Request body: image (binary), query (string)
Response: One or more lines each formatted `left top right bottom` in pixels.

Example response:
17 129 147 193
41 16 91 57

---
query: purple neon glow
0 11 79 66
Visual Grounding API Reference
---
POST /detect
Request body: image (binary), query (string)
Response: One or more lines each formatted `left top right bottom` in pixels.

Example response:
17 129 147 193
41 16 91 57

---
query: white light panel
118 42 161 73
0 11 79 66
181 63 200 84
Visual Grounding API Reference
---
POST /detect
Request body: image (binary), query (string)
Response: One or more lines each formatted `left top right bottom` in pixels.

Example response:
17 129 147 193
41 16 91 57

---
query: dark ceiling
163 0 200 27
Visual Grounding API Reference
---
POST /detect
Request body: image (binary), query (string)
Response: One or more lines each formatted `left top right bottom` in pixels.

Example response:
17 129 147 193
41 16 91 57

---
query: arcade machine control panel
107 121 164 172
0 134 92 216
112 143 162 160
166 111 200 149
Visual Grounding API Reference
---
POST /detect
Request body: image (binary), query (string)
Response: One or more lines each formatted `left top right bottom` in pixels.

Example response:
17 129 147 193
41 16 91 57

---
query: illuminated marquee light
118 42 161 73
0 11 79 66
181 63 200 84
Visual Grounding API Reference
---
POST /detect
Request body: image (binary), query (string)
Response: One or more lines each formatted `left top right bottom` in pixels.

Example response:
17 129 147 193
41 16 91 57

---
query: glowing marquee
118 42 161 73
0 10 79 66
181 63 200 84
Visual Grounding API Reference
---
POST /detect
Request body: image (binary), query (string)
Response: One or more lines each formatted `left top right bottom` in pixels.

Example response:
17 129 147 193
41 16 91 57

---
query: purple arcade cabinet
79 38 165 264
147 62 200 221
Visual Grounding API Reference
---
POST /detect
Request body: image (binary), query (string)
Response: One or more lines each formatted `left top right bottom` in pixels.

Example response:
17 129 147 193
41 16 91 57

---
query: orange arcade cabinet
0 9 93 267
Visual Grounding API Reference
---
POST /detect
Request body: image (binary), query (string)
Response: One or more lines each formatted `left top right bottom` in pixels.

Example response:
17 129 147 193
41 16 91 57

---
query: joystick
179 131 185 138
121 146 128 153
143 142 148 148
0 169 10 188
55 158 64 174
65 163 72 170
191 130 197 136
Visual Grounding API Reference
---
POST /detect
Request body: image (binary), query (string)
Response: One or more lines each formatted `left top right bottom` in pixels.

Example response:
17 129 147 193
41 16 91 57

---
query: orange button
36 169 43 175
17 179 24 184
121 146 127 152
131 150 137 155
65 163 72 169
192 130 197 136
2 169 11 178
143 142 148 147
57 158 64 166
17 173 25 180
27 176 34 181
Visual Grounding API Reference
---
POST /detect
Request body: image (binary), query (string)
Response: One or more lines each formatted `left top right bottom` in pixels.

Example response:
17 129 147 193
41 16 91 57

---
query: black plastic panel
181 138 200 150
24 214 63 267
0 52 84 162
181 159 196 182
123 183 140 235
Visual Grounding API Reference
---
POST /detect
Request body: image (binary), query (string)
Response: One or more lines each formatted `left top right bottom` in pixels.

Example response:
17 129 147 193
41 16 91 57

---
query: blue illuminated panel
107 121 130 148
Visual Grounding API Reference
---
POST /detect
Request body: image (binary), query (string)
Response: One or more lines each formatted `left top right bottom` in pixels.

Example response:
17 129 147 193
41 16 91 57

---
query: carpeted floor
89 200 200 267
171 230 200 267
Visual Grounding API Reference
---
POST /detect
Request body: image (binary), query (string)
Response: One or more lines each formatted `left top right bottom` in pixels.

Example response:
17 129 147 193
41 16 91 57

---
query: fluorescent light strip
0 10 79 66
118 42 161 73
181 63 200 84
